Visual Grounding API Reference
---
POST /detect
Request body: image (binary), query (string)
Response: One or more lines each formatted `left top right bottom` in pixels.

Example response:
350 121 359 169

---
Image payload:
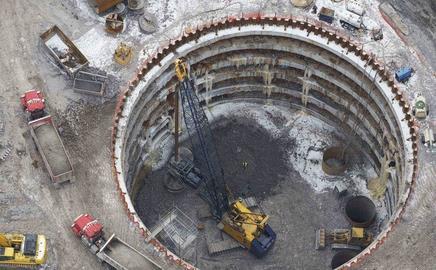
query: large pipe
331 251 358 269
345 196 376 227
322 146 347 175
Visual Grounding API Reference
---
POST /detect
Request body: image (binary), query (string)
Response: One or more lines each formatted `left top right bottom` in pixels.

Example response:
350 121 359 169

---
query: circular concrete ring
322 146 347 175
111 15 419 270
345 196 376 228
163 172 185 193
331 251 359 269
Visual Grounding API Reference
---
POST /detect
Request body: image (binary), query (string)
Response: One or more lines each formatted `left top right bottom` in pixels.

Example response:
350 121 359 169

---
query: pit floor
134 103 385 270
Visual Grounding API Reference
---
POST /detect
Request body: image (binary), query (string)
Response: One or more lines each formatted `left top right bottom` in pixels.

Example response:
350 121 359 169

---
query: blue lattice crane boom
175 58 229 219
175 58 276 258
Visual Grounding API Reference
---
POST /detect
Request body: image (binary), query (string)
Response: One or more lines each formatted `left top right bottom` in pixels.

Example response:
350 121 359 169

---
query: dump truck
21 90 74 187
72 214 162 270
0 232 47 267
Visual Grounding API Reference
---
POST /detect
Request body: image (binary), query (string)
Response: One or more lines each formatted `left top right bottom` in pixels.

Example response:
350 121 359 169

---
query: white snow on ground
45 34 69 53
71 0 398 217
286 115 341 193
206 102 379 195
71 0 105 23
74 26 119 69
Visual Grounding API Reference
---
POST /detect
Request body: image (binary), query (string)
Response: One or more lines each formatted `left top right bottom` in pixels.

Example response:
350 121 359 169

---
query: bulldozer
0 233 47 267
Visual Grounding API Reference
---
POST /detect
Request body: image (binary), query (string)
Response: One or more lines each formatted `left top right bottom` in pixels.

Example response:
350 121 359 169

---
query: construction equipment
20 89 46 120
315 227 373 250
138 11 158 34
421 127 435 151
94 0 123 14
106 13 125 34
174 58 276 257
114 43 133 65
346 0 365 16
319 7 335 24
167 158 204 189
21 90 74 187
40 25 89 77
0 232 47 267
72 214 162 270
395 67 413 82
127 0 145 13
336 10 363 30
73 69 107 96
413 93 429 119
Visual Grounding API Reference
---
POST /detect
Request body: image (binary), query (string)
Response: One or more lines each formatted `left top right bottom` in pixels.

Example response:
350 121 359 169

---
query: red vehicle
21 89 74 187
20 90 46 120
72 214 162 270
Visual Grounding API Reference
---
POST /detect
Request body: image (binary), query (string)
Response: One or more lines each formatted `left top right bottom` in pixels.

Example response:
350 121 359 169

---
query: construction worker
242 161 248 170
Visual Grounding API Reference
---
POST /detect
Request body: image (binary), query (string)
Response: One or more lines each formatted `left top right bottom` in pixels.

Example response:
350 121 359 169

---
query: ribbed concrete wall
111 15 418 269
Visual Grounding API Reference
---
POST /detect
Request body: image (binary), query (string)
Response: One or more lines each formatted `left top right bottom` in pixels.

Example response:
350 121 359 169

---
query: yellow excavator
0 233 47 267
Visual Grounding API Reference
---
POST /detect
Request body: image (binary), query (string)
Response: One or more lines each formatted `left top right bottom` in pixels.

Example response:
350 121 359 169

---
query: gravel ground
0 0 434 270
134 109 378 269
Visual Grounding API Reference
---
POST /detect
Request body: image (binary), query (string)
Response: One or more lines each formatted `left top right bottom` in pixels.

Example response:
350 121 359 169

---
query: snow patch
74 26 119 70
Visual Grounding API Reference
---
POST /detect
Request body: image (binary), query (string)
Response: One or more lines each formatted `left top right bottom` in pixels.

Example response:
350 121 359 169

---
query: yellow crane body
0 233 47 266
220 199 274 256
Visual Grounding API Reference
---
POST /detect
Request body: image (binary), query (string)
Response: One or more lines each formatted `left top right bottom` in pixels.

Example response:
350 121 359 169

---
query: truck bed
34 124 71 176
98 235 161 270
30 116 72 179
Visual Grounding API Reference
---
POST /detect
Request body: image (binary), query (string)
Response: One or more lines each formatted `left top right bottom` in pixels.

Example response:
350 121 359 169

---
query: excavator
0 233 47 267
174 58 276 257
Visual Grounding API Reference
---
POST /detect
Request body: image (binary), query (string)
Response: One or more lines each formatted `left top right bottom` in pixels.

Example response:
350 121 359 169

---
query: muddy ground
134 112 375 269
0 1 435 270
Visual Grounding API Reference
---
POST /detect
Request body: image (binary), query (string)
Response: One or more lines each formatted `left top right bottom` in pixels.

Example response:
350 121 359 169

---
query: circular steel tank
331 251 358 269
345 196 376 227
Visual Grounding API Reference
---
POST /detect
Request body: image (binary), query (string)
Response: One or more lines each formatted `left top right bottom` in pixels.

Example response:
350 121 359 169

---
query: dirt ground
0 0 435 270
134 108 381 269
0 1 168 269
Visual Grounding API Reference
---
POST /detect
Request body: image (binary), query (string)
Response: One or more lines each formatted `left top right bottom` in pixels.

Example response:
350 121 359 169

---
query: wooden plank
94 0 123 14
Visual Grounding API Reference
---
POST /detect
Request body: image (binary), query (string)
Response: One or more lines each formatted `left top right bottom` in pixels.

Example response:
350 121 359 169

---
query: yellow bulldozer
0 232 47 267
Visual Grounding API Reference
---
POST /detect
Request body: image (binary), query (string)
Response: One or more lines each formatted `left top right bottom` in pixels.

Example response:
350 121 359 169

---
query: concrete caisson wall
111 14 419 270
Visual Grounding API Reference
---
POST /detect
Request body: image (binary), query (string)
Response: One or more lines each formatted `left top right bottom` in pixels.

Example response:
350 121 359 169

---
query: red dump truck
72 214 162 270
21 90 74 187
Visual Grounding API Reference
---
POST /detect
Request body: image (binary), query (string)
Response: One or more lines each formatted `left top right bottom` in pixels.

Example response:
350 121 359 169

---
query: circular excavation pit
111 16 418 270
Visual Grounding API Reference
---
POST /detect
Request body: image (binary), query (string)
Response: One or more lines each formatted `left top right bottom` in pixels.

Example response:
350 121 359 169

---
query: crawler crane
174 58 276 257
